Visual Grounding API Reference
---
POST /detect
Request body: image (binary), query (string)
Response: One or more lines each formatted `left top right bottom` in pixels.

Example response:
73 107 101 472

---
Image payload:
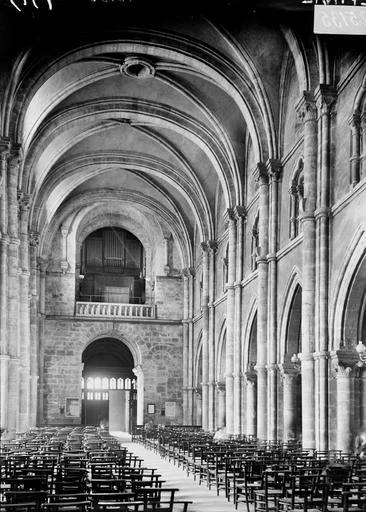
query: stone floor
112 432 244 512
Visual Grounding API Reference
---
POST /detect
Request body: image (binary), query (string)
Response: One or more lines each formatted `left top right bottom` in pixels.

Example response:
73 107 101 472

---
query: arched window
102 377 109 389
125 378 131 390
289 159 304 240
110 378 116 389
251 213 259 271
94 377 101 390
86 377 94 390
117 378 124 389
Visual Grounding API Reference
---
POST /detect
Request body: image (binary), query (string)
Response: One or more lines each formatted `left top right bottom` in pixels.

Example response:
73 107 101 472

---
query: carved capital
331 347 359 374
224 207 236 223
233 205 246 221
215 381 226 393
60 225 69 238
315 85 337 114
278 363 301 380
295 91 317 123
8 144 22 168
253 162 269 184
349 112 361 130
266 159 282 182
18 192 31 212
207 239 218 254
29 232 40 247
0 137 11 157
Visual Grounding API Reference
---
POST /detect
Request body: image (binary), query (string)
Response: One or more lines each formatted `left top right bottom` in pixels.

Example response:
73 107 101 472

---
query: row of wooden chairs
1 426 192 512
136 426 366 512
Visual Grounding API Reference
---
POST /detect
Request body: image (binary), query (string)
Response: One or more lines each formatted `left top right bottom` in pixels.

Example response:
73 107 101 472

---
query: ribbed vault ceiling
0 3 316 266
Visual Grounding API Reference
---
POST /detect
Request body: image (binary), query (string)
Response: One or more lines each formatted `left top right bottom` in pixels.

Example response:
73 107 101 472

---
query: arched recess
81 337 137 431
243 301 258 370
279 277 303 444
279 268 302 362
242 303 257 437
285 285 302 360
331 224 366 349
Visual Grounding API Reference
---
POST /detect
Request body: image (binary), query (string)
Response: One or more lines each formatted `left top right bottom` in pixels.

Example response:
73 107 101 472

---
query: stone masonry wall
42 319 183 426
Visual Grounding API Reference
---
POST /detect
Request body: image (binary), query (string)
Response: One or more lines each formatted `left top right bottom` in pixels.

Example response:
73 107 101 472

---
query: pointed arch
279 267 302 363
194 331 203 388
243 300 258 370
216 320 227 382
331 223 366 349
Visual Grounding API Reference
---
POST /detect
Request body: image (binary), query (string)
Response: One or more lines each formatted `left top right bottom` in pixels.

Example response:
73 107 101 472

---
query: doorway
81 338 137 432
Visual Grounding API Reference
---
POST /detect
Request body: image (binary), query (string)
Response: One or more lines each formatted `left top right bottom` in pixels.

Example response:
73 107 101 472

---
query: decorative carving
29 232 40 247
223 207 236 223
253 162 269 184
295 92 317 123
120 57 155 79
267 159 282 182
233 205 246 221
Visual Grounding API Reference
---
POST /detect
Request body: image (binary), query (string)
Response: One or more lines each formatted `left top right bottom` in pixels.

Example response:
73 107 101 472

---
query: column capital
224 207 236 223
295 91 317 122
215 380 226 392
244 364 257 384
29 232 40 247
0 137 11 156
207 239 218 254
330 347 359 372
60 225 69 238
278 363 301 379
266 159 282 182
233 205 246 221
349 112 361 129
37 257 48 273
266 363 278 375
253 162 269 184
18 192 31 212
8 144 22 168
315 84 337 114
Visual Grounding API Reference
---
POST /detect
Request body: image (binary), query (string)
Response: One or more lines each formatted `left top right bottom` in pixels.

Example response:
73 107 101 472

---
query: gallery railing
75 301 157 319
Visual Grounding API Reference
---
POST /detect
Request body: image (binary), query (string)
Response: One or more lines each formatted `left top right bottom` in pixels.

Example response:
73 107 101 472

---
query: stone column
60 225 69 273
18 193 31 433
132 365 144 425
187 268 195 424
349 113 361 187
182 268 190 424
296 93 317 450
253 163 269 440
332 349 359 453
201 243 210 430
0 140 10 414
7 147 21 437
216 382 226 429
315 85 336 451
279 364 300 443
37 257 48 424
194 388 202 426
359 367 366 432
361 114 366 178
267 160 282 441
244 367 257 437
225 208 237 435
233 206 246 435
29 232 39 428
0 355 10 432
335 365 354 453
208 241 217 432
